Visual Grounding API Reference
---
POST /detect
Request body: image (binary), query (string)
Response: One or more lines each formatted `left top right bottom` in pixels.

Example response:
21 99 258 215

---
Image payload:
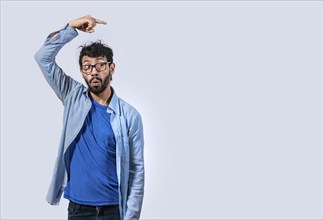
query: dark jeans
68 201 120 220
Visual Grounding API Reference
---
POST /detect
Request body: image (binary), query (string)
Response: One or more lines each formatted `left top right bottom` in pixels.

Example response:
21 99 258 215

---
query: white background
1 1 323 219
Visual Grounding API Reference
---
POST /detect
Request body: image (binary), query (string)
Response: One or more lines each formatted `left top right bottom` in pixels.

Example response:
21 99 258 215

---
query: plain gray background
1 1 323 219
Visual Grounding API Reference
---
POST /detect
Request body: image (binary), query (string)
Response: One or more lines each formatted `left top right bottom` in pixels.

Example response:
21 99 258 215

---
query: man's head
79 41 115 95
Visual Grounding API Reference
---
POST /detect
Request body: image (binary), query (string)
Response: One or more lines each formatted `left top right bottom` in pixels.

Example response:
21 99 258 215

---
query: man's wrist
68 22 74 29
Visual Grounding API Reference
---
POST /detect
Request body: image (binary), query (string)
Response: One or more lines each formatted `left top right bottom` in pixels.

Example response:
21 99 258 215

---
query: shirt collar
83 86 120 115
107 87 120 115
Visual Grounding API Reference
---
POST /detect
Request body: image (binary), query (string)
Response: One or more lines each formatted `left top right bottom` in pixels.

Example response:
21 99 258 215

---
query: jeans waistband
69 200 119 208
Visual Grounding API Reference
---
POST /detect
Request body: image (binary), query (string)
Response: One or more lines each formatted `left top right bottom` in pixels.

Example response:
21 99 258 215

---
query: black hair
79 40 113 68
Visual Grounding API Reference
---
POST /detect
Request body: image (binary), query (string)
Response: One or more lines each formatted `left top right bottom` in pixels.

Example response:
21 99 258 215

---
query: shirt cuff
44 23 79 44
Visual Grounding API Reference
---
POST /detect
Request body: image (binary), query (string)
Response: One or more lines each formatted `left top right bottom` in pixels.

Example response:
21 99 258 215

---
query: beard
85 73 111 95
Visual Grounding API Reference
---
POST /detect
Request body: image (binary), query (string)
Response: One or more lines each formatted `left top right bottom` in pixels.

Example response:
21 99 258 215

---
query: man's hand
68 15 107 33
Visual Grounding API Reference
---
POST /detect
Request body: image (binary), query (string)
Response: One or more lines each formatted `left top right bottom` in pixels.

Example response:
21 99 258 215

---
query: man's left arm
125 113 145 220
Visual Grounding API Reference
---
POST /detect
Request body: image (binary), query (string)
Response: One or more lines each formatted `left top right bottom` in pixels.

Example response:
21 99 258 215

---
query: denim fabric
68 201 120 220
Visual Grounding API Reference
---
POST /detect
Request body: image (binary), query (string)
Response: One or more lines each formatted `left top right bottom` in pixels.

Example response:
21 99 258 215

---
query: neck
90 86 112 106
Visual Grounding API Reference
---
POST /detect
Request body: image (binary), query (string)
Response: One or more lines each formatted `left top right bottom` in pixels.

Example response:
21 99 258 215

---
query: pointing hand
68 15 107 33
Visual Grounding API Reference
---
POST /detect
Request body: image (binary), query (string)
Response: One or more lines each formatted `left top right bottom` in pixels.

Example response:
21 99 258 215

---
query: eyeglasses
81 62 111 75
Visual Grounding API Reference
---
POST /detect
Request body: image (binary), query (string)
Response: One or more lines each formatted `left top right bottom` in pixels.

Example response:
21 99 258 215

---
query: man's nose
91 67 99 76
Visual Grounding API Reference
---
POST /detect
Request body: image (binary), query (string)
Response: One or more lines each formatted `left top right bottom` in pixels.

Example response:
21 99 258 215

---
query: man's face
80 56 115 95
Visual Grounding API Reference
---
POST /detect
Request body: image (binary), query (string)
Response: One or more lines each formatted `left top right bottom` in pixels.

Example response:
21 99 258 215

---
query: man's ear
109 63 115 75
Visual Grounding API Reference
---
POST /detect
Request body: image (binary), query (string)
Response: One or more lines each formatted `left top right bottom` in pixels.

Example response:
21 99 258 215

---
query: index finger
94 18 107 24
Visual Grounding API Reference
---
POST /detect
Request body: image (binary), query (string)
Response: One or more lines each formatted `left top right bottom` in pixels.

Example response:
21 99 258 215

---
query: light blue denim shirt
34 24 144 220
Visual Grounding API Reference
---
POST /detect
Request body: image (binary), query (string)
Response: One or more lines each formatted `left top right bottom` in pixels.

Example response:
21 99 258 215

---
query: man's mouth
90 78 101 86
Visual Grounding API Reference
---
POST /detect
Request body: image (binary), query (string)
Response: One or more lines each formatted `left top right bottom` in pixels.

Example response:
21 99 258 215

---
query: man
34 15 145 220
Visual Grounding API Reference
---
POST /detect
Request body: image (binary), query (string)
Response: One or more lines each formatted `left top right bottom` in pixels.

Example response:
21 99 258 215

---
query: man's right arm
34 16 107 103
34 25 80 103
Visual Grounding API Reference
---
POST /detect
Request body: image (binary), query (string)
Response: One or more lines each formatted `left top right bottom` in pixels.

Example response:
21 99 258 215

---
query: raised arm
34 15 107 103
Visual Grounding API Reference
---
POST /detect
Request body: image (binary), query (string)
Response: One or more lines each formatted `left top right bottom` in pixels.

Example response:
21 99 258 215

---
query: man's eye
83 65 91 70
99 63 106 67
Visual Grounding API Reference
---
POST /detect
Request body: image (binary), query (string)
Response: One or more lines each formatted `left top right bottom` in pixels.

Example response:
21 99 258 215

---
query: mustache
89 77 102 83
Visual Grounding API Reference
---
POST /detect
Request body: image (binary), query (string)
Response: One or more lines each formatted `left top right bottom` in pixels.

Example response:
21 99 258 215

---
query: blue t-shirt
64 98 119 206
